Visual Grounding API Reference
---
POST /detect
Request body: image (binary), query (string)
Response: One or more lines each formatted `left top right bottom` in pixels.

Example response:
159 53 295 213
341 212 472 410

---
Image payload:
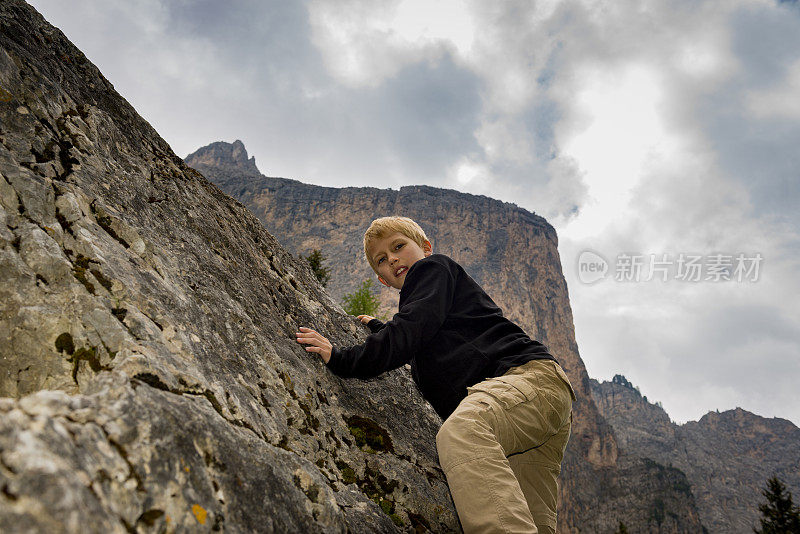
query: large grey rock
0 1 458 531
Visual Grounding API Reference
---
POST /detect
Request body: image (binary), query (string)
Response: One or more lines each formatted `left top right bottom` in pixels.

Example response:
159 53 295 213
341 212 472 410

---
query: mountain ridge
591 374 800 533
185 141 552 232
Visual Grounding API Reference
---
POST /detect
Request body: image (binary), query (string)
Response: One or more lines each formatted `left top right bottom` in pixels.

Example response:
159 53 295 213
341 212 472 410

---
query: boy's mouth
395 266 408 277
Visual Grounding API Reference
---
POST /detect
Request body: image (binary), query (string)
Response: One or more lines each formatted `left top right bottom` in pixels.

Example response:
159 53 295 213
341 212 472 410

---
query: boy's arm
356 314 386 333
326 260 455 379
367 318 385 333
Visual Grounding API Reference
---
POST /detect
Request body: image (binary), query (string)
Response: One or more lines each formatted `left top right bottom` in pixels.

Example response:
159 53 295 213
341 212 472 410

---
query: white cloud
557 63 674 240
451 158 484 185
473 119 536 166
562 161 800 423
306 0 475 87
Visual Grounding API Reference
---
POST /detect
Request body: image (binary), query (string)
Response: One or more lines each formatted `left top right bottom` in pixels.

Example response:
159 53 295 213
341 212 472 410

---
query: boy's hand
295 327 332 364
356 315 375 325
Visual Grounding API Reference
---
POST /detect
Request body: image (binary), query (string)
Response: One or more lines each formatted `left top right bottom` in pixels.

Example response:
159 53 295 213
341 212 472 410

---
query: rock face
591 375 800 533
0 2 459 532
187 143 706 532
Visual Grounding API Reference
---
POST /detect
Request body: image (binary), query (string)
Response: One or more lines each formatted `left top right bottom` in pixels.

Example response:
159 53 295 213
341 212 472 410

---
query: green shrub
342 279 384 319
302 249 331 287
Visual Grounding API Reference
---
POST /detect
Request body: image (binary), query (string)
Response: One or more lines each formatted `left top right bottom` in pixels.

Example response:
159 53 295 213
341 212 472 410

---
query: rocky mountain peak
185 139 259 175
591 376 800 533
611 374 636 390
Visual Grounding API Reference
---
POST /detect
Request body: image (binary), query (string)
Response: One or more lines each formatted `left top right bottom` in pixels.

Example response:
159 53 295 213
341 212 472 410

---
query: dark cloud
707 112 800 224
522 102 562 160
697 6 800 226
224 51 484 188
369 56 483 179
730 5 800 86
164 0 324 79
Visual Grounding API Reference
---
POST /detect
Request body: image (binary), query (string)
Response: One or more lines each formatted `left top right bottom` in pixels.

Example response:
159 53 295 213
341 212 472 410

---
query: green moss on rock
92 205 129 248
389 513 404 527
54 332 75 355
345 415 394 453
90 268 113 291
72 255 95 294
72 347 101 372
335 461 357 485
293 474 320 503
67 345 106 382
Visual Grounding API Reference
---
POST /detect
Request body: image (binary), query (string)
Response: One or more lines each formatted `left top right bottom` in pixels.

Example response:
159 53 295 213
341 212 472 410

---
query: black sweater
327 254 556 420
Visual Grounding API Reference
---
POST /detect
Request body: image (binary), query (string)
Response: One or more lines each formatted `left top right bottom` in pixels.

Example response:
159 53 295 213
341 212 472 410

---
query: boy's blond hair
364 216 430 273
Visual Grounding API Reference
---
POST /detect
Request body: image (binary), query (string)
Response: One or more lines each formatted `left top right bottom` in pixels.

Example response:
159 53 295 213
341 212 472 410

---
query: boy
296 216 576 533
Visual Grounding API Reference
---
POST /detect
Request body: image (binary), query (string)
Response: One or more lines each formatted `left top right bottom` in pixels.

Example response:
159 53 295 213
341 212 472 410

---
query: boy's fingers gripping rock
294 327 333 363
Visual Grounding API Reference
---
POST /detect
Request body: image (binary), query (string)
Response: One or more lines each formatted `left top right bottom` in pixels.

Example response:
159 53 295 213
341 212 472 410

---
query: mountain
591 375 800 533
187 141 706 532
0 2 459 531
185 139 259 175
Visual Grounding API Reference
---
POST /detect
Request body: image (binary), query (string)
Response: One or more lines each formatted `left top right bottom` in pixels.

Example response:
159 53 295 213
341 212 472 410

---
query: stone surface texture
187 141 706 532
0 2 458 532
591 375 800 533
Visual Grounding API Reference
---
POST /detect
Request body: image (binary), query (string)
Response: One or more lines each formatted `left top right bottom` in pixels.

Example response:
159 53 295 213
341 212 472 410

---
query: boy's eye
377 257 385 264
395 243 404 250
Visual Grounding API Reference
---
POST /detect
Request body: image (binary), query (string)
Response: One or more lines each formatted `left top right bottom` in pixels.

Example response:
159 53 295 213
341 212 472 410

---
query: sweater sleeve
326 259 455 379
367 318 386 333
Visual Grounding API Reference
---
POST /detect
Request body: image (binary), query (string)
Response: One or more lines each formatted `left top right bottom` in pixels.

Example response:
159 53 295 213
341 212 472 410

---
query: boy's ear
377 276 391 287
423 239 432 256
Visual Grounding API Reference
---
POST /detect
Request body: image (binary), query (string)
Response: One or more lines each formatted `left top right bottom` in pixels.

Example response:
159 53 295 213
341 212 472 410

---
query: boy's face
368 232 432 289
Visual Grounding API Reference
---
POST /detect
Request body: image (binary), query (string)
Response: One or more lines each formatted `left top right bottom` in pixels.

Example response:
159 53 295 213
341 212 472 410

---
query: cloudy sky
29 0 799 425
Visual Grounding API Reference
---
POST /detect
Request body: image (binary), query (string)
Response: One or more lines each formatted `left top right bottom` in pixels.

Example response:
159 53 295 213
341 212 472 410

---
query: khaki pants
436 359 576 533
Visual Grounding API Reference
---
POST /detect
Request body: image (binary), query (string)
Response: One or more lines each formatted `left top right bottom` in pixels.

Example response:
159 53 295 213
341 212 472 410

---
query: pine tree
342 279 384 319
303 249 331 287
754 476 800 533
